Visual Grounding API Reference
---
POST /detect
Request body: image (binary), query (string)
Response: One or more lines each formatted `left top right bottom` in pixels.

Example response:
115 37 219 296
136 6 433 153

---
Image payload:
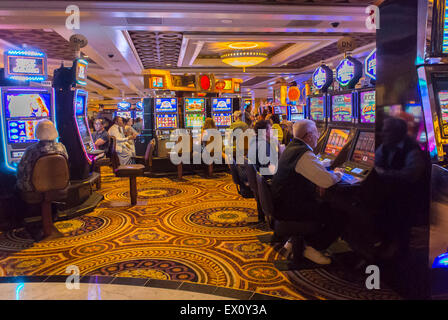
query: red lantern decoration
200 75 211 91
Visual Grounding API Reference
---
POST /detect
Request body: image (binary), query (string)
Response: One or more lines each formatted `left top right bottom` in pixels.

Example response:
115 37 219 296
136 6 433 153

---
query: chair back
109 136 120 170
256 172 274 219
244 158 258 197
144 138 156 168
31 154 69 192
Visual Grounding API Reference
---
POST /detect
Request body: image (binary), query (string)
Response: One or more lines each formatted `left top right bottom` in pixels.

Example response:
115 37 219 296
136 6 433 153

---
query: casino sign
4 49 47 82
365 49 377 81
312 64 333 91
336 57 363 88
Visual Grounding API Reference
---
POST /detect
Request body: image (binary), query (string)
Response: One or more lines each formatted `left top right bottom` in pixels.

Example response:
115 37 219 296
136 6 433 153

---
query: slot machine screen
332 94 353 122
290 114 304 121
185 113 205 128
212 98 232 112
324 128 350 156
184 98 205 113
350 131 375 167
360 91 375 124
432 76 448 137
116 111 132 119
7 120 39 144
310 97 324 121
273 106 286 114
4 91 51 118
438 90 448 124
76 116 91 144
75 93 86 115
213 113 232 127
155 98 177 113
156 114 177 129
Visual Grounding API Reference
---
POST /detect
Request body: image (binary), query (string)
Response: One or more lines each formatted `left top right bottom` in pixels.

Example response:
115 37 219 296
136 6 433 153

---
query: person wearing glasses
271 120 344 265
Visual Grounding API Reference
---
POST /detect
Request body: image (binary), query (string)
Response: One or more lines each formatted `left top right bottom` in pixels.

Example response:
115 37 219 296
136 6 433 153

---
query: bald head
293 120 319 148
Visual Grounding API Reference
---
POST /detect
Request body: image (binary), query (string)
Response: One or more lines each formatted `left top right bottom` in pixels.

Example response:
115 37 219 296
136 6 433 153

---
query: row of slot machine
152 97 238 157
0 49 103 218
306 87 376 186
114 101 144 123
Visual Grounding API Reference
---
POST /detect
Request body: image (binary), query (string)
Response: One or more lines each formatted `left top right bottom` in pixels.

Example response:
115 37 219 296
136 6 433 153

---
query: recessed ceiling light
221 19 233 24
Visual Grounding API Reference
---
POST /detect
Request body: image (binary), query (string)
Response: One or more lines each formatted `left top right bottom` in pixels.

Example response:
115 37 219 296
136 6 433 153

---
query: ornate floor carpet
0 168 400 300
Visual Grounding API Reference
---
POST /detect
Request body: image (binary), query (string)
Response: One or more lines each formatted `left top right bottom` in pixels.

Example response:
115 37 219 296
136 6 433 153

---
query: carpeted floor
0 168 400 300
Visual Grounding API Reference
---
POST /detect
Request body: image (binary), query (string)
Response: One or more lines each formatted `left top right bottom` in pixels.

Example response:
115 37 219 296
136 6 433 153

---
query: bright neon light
9 76 45 82
4 49 47 82
15 283 24 300
365 49 377 81
313 66 330 89
73 89 92 165
433 252 448 268
6 50 44 57
442 0 448 53
336 59 355 86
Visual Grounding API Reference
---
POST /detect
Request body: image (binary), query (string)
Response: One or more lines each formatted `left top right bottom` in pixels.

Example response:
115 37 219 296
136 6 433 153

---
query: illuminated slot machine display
317 92 357 165
154 97 178 157
307 95 327 137
183 98 205 137
211 98 232 135
115 101 132 120
287 104 305 122
273 106 287 118
0 87 55 171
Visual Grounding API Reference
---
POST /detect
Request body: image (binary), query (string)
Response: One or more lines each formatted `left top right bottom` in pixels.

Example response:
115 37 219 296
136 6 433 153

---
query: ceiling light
228 42 259 50
221 19 233 24
221 51 267 72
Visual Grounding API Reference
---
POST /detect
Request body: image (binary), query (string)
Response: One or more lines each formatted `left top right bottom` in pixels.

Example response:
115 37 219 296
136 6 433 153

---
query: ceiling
0 0 376 104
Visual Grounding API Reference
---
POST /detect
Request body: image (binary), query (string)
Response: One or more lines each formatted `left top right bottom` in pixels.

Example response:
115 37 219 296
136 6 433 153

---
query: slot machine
154 97 179 158
211 97 233 135
0 87 55 172
316 91 357 169
183 97 206 137
115 101 132 119
134 101 144 124
0 49 55 173
53 57 103 218
272 105 287 118
287 102 305 122
306 94 328 150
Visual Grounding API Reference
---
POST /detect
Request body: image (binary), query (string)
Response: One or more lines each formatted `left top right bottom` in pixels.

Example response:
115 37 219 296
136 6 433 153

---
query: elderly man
17 120 68 193
108 116 134 165
271 119 344 265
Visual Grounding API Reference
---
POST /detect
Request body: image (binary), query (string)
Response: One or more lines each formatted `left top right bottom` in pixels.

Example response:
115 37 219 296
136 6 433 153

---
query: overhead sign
136 101 143 110
337 36 357 53
4 49 47 81
73 58 88 86
199 75 211 91
117 101 131 110
312 64 333 91
336 57 363 88
365 48 377 81
288 86 300 101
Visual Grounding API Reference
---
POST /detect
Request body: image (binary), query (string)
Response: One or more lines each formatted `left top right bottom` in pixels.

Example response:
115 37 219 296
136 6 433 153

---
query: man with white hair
271 119 344 265
229 110 248 132
16 119 68 192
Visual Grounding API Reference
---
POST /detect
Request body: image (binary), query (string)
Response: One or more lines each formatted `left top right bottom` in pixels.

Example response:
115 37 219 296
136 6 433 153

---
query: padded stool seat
115 164 145 176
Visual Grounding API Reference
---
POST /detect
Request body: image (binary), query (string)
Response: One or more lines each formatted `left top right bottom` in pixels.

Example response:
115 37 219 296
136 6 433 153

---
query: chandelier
221 50 268 72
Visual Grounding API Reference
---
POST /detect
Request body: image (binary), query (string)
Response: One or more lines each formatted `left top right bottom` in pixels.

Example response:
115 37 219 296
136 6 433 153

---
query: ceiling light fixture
228 42 259 50
221 51 267 72
221 19 233 24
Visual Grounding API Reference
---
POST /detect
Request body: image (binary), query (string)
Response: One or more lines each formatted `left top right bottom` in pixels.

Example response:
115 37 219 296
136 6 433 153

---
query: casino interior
0 0 446 301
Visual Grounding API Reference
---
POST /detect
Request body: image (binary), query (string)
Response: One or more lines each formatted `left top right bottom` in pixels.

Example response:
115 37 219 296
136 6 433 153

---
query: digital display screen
75 59 88 85
290 114 304 121
152 76 164 88
443 0 448 54
75 93 86 115
7 120 39 144
156 114 177 129
332 94 352 122
360 91 375 124
155 98 177 113
117 101 131 111
324 128 350 156
351 131 375 167
212 98 232 112
213 113 232 127
116 111 132 119
438 90 448 124
184 98 205 113
290 105 303 114
185 113 205 128
273 106 287 114
310 97 324 121
136 101 143 110
4 91 51 119
7 56 45 76
76 116 91 144
135 111 143 119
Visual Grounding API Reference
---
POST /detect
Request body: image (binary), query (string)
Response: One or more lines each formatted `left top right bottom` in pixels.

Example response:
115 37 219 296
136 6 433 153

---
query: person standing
108 117 134 165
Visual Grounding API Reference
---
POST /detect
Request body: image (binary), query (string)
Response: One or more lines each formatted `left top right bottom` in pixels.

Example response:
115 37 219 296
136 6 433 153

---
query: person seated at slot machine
16 120 68 193
108 117 135 165
124 118 139 157
92 119 110 153
373 117 429 259
271 120 344 265
228 111 249 132
133 118 143 134
280 115 288 126
243 105 254 128
249 120 279 178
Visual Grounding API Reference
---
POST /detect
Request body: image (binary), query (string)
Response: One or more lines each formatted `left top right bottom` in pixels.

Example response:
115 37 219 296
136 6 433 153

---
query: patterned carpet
0 168 400 300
